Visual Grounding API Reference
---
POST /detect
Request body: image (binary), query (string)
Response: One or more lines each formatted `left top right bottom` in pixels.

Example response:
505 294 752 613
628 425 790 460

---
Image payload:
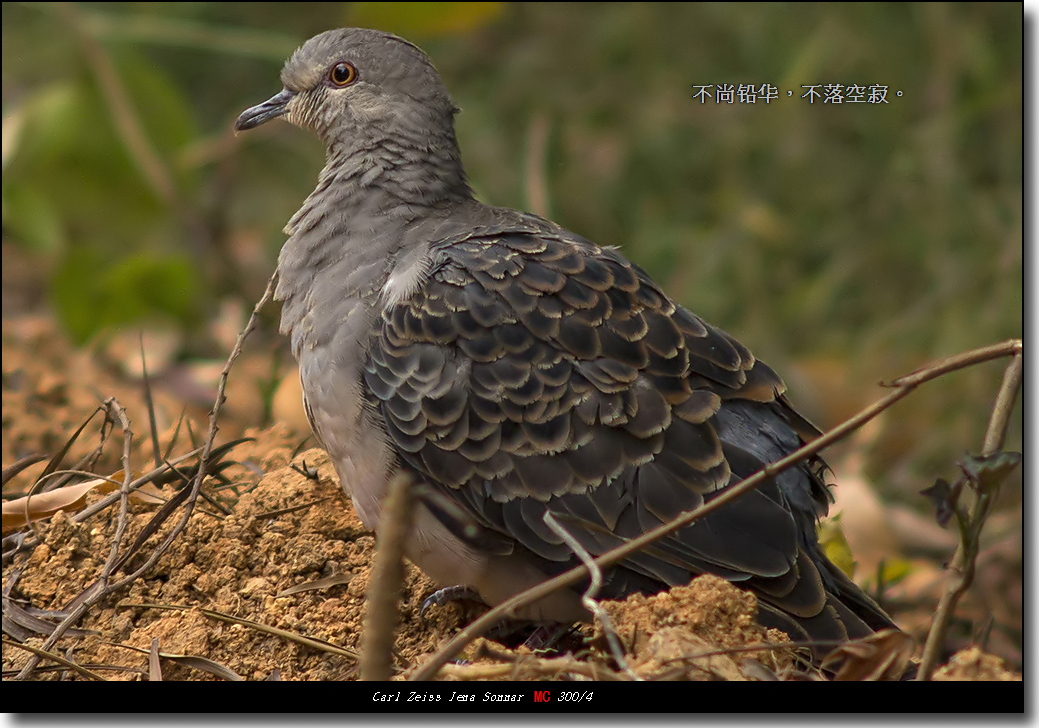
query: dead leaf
821 629 915 681
3 477 113 532
920 477 956 527
1 474 165 533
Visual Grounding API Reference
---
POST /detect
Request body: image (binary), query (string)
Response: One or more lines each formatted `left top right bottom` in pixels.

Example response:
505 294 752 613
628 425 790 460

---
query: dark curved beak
235 89 295 132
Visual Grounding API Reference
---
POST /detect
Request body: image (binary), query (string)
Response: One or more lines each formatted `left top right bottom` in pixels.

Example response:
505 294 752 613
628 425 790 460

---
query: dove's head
235 28 460 154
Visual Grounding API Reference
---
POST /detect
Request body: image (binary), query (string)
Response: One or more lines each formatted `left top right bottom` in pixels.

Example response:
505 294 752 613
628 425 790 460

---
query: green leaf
2 183 66 254
817 512 856 578
52 247 200 344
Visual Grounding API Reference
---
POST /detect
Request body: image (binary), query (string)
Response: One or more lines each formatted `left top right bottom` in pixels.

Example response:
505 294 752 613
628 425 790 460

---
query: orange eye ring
329 62 357 87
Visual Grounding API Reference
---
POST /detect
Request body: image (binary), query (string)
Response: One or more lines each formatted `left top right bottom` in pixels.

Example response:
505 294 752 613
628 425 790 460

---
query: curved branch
916 349 1023 680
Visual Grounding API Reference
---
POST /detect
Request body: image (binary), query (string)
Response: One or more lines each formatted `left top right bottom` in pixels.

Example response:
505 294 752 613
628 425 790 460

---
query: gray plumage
236 27 896 655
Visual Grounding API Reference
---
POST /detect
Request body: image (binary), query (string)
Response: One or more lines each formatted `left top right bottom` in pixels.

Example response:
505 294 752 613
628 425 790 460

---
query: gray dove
235 27 897 656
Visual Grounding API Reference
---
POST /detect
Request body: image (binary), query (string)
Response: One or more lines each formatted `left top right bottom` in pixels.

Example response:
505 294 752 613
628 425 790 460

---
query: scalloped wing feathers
363 229 893 650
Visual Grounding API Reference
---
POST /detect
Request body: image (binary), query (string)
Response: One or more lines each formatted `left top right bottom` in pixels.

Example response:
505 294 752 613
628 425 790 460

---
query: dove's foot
420 585 484 620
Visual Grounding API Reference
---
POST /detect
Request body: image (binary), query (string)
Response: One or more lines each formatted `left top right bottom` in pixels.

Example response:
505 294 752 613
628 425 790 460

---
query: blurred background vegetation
1 4 1022 558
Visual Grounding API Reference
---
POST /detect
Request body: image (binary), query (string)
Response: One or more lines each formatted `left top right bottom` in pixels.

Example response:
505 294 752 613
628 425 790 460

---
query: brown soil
1 317 1021 682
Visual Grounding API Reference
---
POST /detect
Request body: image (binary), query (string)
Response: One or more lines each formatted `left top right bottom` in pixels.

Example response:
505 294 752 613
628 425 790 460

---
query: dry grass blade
2 596 98 640
2 636 107 681
108 439 250 574
108 474 195 574
109 640 245 681
148 437 253 490
139 336 163 470
7 277 275 680
11 398 135 680
34 406 104 491
1 663 145 679
121 602 359 660
256 496 332 520
159 653 244 682
1 454 46 487
275 572 354 597
68 447 202 525
162 459 231 517
161 408 188 463
1 609 35 643
290 437 315 460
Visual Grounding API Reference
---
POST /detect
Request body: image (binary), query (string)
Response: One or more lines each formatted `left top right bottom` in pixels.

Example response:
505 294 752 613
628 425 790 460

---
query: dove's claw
420 585 481 619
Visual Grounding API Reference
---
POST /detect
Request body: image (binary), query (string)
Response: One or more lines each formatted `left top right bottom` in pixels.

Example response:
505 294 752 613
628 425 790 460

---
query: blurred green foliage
1 3 1022 495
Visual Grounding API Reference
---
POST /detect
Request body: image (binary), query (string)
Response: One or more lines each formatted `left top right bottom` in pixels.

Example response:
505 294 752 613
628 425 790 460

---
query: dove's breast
293 301 391 529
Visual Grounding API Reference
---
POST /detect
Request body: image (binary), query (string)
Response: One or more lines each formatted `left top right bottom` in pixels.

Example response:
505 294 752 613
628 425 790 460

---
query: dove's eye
329 62 357 87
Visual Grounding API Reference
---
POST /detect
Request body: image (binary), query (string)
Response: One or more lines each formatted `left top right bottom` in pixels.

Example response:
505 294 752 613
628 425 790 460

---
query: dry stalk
360 471 415 680
107 275 275 587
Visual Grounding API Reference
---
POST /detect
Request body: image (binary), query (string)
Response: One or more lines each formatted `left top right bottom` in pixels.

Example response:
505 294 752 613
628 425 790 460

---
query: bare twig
104 275 275 592
360 472 415 681
981 352 1024 455
8 275 276 680
916 350 1023 680
411 339 1021 681
106 400 137 577
542 512 638 679
2 440 199 566
148 637 163 681
2 407 203 568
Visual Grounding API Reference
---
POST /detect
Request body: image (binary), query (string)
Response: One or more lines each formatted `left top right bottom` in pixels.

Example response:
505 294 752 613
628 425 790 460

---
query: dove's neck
274 131 471 360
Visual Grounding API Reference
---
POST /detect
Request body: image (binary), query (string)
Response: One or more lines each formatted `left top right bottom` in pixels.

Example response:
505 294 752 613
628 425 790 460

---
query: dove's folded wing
363 228 892 650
